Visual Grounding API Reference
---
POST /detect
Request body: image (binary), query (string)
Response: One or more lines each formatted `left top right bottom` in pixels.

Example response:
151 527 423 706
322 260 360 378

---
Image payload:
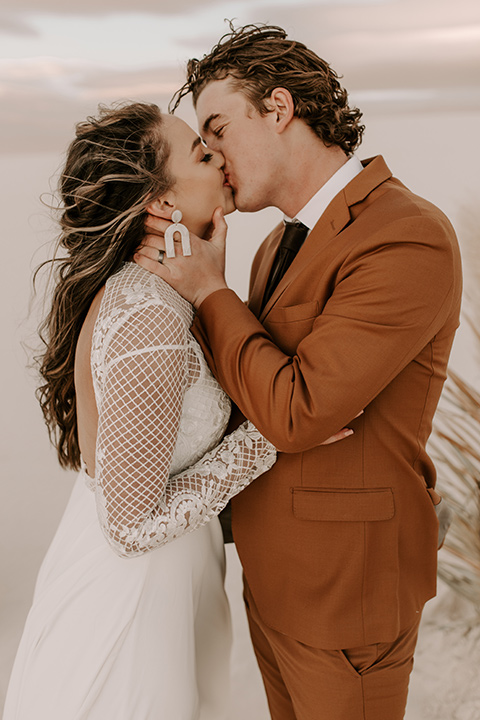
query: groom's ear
268 88 295 133
146 195 175 219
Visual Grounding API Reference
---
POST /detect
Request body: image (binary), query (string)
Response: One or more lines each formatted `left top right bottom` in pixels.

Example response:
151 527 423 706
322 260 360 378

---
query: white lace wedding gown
4 263 275 720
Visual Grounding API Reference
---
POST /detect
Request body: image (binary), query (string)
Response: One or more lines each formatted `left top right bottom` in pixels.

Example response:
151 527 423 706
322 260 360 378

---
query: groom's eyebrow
202 113 221 135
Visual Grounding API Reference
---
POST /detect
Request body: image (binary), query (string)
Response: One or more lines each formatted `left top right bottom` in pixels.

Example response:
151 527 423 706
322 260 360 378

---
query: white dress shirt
285 155 364 232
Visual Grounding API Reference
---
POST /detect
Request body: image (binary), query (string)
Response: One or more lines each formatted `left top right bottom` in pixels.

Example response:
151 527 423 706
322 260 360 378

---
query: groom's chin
231 194 248 213
227 193 240 213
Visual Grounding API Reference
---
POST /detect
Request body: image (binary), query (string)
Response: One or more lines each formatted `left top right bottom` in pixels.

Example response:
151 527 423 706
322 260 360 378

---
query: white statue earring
164 210 191 258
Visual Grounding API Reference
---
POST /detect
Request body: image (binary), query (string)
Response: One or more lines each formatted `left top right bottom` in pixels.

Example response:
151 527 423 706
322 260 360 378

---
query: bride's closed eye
200 152 214 163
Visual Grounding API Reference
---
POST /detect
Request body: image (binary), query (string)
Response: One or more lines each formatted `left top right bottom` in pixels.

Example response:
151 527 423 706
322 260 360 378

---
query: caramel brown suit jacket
192 156 462 649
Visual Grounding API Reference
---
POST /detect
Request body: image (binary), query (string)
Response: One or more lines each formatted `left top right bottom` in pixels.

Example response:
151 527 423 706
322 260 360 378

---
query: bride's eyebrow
191 136 202 153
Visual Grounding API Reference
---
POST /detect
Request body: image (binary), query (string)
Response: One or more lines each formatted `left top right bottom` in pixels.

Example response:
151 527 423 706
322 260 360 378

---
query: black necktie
261 221 309 310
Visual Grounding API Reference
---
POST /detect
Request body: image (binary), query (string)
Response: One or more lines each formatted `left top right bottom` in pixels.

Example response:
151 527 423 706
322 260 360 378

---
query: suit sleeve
192 216 460 452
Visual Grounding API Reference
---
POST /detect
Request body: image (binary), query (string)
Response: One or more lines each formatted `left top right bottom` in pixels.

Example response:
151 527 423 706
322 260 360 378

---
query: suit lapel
259 194 351 321
249 223 284 317
258 156 393 322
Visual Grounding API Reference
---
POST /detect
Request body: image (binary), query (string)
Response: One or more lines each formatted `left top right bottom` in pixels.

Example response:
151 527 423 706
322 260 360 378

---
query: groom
136 24 462 720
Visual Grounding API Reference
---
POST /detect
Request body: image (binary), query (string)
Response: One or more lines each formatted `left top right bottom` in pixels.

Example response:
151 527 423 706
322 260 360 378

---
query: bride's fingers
210 207 228 247
320 411 363 445
320 427 354 445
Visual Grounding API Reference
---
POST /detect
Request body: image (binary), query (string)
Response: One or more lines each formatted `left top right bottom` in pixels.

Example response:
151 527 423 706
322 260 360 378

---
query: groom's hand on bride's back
135 207 228 308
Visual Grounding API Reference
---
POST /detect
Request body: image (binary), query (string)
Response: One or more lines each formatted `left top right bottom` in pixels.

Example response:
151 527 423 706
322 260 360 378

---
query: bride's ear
146 194 175 219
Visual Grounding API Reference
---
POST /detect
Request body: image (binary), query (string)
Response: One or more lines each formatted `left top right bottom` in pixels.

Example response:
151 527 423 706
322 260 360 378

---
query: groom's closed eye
202 113 227 141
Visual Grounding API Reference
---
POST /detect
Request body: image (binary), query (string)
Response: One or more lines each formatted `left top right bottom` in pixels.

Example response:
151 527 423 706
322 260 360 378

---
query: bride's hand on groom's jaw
134 207 229 308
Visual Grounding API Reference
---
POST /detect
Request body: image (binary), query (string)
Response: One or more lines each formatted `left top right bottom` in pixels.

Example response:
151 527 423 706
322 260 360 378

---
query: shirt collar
284 155 363 231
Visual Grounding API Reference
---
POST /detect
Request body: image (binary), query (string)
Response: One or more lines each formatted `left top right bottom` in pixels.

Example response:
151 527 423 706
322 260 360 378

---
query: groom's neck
276 129 348 219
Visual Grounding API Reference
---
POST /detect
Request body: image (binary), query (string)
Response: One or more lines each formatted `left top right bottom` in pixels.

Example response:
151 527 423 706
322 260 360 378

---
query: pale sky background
1 0 479 153
1 1 480 717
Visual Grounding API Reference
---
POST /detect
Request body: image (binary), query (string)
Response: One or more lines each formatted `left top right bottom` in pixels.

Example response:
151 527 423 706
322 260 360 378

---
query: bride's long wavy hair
36 102 173 471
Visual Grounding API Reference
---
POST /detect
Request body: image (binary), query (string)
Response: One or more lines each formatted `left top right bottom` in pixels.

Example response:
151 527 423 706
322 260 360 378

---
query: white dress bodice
89 263 276 557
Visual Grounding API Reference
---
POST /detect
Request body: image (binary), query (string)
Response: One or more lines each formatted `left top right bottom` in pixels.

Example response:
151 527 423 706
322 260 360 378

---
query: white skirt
4 472 232 720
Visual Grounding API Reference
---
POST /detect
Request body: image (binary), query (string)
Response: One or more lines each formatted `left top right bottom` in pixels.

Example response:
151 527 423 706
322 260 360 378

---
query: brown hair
170 23 364 154
36 102 173 470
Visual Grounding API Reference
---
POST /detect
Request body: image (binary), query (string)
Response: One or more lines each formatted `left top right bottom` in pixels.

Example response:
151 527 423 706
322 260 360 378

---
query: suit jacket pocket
264 301 320 354
267 300 319 323
292 487 395 522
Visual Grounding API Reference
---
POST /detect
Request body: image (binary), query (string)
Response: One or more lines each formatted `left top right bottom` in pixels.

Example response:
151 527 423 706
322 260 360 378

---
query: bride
3 102 350 720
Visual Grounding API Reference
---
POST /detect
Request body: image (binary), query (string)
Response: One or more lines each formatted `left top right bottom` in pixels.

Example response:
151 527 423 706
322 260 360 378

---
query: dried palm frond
430 364 480 610
428 208 480 609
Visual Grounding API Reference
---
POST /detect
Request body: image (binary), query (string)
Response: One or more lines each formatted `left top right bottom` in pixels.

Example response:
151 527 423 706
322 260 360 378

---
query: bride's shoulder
103 262 193 323
91 263 193 375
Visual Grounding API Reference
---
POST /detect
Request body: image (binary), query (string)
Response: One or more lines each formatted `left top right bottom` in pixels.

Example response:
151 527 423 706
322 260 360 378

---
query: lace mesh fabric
91 264 276 558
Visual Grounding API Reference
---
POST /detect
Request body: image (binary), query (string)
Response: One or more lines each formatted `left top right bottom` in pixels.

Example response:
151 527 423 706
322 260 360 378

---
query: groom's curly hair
170 22 365 154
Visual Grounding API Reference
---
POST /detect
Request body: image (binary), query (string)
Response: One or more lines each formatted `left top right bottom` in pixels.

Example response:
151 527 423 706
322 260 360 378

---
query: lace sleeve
94 300 276 558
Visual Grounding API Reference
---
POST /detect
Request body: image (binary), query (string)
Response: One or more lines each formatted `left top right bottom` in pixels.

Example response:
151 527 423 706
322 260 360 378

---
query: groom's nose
212 148 226 169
